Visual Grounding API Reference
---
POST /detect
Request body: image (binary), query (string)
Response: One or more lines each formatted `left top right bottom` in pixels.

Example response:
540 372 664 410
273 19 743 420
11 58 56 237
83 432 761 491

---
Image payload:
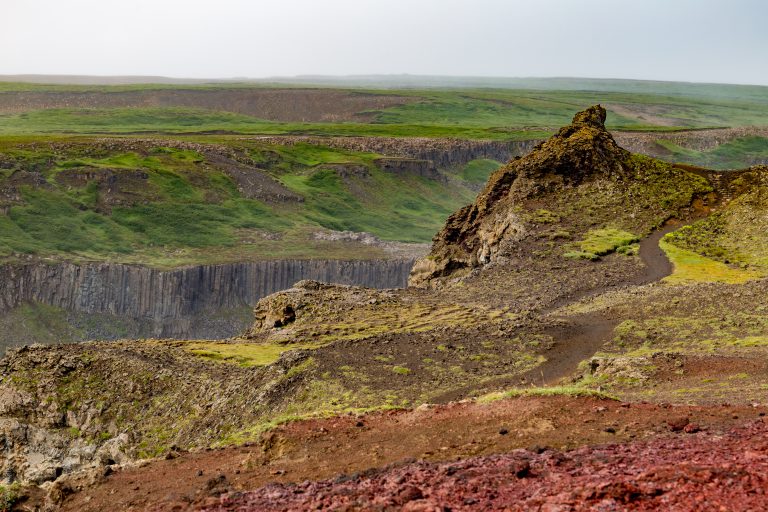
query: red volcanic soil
200 418 768 511
52 397 767 512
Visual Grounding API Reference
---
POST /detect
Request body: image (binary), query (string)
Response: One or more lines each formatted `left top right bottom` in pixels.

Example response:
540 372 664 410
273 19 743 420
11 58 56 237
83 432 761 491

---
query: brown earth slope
51 398 767 512
199 416 768 512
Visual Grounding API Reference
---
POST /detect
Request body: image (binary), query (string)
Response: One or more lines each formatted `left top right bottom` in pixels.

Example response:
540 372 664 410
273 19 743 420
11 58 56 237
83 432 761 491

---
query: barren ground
52 397 766 512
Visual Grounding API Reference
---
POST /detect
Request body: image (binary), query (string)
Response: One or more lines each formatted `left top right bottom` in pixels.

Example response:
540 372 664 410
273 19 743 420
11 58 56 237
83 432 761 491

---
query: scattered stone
397 485 424 503
667 417 690 432
684 424 702 434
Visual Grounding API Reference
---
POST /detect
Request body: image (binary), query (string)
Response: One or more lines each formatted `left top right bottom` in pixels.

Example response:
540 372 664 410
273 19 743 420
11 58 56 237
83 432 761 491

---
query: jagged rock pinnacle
571 104 607 128
408 105 629 287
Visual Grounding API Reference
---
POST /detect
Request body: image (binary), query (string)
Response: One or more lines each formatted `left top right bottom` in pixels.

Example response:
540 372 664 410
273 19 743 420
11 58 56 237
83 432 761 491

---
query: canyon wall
0 259 415 340
254 136 542 169
614 127 768 162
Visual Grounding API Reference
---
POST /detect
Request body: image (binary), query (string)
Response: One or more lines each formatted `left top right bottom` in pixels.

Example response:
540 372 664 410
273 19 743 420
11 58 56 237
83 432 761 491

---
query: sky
2 0 768 85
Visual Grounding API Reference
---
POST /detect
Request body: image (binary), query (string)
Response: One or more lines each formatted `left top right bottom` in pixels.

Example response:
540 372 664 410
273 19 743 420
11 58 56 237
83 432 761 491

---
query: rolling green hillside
0 139 476 267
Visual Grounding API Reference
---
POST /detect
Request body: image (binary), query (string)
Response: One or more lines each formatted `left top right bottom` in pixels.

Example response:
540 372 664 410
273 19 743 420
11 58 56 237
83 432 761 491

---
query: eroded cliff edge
0 258 416 345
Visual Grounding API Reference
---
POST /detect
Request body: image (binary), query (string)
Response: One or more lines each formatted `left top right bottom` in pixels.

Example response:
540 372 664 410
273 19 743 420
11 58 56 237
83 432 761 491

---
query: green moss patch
460 159 503 184
565 228 639 260
183 341 321 367
660 238 761 284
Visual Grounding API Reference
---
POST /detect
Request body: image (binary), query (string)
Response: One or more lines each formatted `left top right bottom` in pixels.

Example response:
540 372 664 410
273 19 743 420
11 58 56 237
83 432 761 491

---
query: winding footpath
523 221 683 386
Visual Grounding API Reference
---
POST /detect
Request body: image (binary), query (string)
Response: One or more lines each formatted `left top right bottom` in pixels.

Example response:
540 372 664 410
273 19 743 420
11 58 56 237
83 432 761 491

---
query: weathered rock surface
202 153 304 203
0 339 312 504
0 259 416 340
373 157 444 181
248 280 397 334
409 105 631 285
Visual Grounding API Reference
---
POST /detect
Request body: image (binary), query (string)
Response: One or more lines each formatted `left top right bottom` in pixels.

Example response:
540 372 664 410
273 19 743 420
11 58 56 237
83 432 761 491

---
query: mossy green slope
0 140 475 267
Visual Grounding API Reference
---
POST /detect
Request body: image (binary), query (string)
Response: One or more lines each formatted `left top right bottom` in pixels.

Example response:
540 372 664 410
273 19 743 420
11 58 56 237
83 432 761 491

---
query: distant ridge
0 74 227 85
1 75 767 98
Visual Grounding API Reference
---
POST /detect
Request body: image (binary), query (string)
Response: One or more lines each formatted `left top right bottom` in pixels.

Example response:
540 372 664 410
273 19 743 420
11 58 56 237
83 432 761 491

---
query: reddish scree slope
198 418 768 511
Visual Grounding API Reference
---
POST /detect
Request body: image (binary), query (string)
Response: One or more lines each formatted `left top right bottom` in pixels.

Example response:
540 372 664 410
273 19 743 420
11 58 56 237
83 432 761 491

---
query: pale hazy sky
3 0 767 85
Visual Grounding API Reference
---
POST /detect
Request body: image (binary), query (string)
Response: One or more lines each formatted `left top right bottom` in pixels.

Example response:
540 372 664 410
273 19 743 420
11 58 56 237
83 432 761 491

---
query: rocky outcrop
409 106 631 286
0 170 50 208
0 259 416 339
55 167 155 213
0 418 129 486
248 279 396 334
203 153 304 203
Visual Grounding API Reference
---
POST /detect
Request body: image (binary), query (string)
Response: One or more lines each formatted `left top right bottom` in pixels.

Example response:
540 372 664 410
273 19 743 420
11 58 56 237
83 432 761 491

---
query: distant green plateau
0 78 767 267
1 79 768 138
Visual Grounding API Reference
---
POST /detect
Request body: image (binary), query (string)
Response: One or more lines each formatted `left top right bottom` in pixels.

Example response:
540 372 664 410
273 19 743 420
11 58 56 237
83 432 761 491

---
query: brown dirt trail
527 221 682 386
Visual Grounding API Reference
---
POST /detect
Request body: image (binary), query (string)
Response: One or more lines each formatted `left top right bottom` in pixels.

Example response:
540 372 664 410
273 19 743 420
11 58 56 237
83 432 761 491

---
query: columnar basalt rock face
373 158 444 181
0 259 416 339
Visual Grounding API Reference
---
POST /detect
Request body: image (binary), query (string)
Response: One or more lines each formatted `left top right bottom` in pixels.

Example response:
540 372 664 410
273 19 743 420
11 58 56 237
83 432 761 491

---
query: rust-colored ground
202 418 768 511
51 396 766 512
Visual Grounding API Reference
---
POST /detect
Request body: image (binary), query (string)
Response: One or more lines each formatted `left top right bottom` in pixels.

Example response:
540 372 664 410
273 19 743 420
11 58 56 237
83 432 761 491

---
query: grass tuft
579 229 639 256
183 341 320 367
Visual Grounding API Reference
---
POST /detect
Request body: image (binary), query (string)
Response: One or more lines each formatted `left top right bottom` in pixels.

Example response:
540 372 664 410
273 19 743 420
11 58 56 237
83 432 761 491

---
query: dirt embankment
51 396 766 512
200 416 768 511
0 89 413 122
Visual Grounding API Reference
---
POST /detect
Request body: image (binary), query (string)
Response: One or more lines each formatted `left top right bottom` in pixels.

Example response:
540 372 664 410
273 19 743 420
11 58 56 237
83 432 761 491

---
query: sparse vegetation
183 341 320 367
531 209 561 224
478 386 617 402
391 365 411 375
565 228 639 260
0 484 21 512
660 238 761 284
